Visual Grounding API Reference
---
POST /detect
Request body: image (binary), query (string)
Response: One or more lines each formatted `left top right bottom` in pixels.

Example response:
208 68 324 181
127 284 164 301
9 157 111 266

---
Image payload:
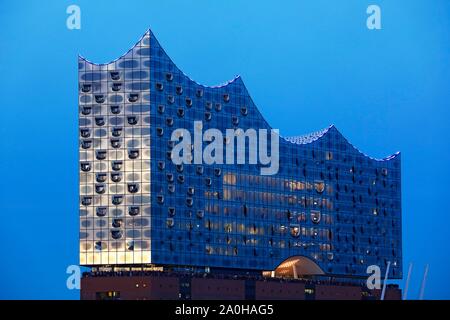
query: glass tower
79 30 402 279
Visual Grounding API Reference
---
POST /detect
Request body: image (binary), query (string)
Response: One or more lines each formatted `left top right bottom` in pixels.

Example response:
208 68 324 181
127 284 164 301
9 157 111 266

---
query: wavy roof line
284 125 334 145
78 30 150 66
78 28 400 162
285 125 400 162
78 28 241 89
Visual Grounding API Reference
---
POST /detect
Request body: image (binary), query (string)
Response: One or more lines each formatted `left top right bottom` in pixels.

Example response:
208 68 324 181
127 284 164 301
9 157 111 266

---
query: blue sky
0 0 449 299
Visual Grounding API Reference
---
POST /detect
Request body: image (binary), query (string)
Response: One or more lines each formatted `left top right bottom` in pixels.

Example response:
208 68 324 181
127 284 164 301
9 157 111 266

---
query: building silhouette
78 29 402 300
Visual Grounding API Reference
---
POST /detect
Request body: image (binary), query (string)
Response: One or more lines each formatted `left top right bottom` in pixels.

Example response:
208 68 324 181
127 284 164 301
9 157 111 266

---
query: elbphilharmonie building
78 30 402 299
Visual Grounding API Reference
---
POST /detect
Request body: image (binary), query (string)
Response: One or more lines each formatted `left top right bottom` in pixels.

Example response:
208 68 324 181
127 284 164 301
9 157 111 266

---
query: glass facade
79 30 402 279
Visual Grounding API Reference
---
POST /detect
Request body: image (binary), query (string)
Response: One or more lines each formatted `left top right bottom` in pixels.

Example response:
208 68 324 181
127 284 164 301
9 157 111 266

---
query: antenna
403 262 413 300
380 261 391 300
418 264 429 300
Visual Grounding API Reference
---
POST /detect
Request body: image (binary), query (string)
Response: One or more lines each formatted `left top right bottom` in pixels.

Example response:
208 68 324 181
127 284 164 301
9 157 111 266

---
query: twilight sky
0 0 449 299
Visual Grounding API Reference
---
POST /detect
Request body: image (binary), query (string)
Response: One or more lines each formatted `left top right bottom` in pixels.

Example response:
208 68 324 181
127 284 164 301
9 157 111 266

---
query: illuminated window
290 225 300 237
314 181 325 193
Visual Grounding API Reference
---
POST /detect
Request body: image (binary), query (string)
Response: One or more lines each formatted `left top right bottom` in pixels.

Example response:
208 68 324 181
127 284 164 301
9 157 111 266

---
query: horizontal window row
80 115 140 126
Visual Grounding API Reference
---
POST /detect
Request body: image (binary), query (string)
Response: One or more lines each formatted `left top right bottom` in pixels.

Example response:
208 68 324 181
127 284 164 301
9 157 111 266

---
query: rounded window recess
167 95 175 104
112 127 122 137
111 161 123 171
315 181 325 193
176 86 183 95
205 102 212 111
112 83 122 92
81 196 92 206
185 98 192 107
196 166 204 175
166 151 173 160
81 106 92 115
157 194 164 204
186 197 193 207
240 107 248 116
166 218 174 228
381 168 388 176
128 183 139 193
205 177 212 187
95 117 105 126
80 162 91 172
214 168 221 177
95 95 105 104
156 82 164 91
96 207 107 217
156 127 164 136
166 173 174 182
111 230 123 240
165 73 173 81
157 104 165 114
95 241 106 251
168 207 176 217
110 71 120 81
111 138 121 148
80 128 90 138
128 149 139 159
127 241 135 251
177 175 185 183
205 112 212 121
96 150 107 160
128 206 140 216
112 218 123 228
290 225 300 237
327 252 334 261
168 184 175 193
96 173 107 183
111 172 122 182
223 94 230 103
177 108 185 117
187 187 195 196
232 116 239 125
196 210 204 219
215 103 222 112
112 195 123 205
81 139 92 149
81 84 92 93
176 164 184 173
95 183 106 194
110 105 121 114
128 93 139 103
196 89 203 97
166 117 174 126
167 140 175 150
127 116 138 125
158 161 165 170
311 210 321 224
